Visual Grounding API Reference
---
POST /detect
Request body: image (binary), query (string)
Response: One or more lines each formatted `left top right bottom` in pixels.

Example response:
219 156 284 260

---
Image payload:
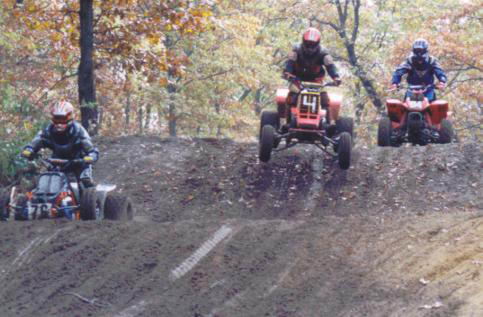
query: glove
83 156 95 164
333 78 342 86
436 82 446 90
21 148 33 160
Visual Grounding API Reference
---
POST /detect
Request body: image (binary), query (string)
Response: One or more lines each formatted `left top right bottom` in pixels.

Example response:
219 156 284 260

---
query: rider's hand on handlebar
83 156 94 164
436 81 446 90
21 148 34 160
389 83 399 91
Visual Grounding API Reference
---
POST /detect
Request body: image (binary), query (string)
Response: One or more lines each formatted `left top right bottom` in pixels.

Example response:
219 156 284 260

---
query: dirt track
0 136 482 317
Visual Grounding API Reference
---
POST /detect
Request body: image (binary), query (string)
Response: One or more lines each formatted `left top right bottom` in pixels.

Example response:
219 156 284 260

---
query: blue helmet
412 39 429 65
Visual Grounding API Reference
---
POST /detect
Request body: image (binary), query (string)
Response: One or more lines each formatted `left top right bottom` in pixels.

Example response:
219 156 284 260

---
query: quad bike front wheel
259 111 279 137
337 132 352 170
336 117 354 138
438 119 454 144
104 193 134 221
80 187 102 220
334 116 354 152
259 125 275 163
377 117 392 147
260 110 280 148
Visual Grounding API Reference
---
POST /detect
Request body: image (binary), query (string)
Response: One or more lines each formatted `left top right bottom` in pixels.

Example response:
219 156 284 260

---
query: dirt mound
0 136 481 317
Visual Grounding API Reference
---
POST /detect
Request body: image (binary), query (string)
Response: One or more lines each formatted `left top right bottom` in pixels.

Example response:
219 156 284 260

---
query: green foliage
0 88 46 185
1 0 481 141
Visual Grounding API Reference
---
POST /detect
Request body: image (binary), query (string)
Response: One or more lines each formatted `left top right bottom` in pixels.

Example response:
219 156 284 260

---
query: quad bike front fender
275 88 289 118
328 93 342 122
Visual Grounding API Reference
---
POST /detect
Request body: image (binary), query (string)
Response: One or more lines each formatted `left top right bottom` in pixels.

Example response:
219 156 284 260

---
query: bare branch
351 0 361 43
181 68 234 89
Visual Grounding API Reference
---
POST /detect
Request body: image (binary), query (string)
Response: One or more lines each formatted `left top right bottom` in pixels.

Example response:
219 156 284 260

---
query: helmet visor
52 115 69 124
303 41 319 54
413 48 427 56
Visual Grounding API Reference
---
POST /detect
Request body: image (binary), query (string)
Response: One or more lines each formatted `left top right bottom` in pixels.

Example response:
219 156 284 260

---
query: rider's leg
424 89 436 102
79 165 95 188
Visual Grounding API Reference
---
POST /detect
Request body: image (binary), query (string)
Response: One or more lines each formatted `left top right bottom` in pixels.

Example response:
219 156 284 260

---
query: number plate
301 94 319 113
27 203 52 220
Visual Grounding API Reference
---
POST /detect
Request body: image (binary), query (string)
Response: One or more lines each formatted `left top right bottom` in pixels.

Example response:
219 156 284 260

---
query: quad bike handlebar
388 83 444 93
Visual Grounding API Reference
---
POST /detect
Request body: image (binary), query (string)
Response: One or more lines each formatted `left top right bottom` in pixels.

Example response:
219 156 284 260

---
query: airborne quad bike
259 81 353 170
378 84 454 147
0 157 134 221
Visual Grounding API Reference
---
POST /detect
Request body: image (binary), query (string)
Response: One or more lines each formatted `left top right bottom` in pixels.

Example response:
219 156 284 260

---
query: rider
283 27 342 123
390 39 447 102
21 100 99 188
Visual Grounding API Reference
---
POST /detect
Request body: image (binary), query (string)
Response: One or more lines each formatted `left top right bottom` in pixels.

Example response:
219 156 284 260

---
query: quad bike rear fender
428 100 449 125
386 99 406 127
328 93 342 122
275 88 289 118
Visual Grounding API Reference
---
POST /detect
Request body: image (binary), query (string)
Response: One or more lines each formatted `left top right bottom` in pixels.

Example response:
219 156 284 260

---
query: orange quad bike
258 81 353 170
378 84 454 147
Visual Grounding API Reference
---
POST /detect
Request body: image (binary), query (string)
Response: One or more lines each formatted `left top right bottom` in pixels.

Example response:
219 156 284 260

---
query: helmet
50 100 74 133
412 38 429 64
302 27 321 57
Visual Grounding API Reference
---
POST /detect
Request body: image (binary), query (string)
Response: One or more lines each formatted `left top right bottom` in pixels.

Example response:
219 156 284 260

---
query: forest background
0 0 481 183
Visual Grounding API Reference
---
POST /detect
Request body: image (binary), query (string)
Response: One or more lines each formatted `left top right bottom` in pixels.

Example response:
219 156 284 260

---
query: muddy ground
0 136 482 317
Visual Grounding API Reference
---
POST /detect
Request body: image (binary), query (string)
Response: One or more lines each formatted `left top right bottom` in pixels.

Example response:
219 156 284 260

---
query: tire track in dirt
0 227 71 283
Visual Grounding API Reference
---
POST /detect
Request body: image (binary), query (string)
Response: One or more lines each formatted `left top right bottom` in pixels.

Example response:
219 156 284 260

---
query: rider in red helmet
283 27 342 123
21 100 99 188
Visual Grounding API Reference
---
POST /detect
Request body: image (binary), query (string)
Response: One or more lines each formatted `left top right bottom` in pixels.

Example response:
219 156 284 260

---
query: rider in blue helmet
390 39 447 102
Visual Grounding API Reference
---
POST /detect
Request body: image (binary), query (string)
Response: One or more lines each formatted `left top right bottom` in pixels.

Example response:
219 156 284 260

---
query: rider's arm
26 128 49 153
322 54 340 80
431 58 447 83
282 47 298 81
77 123 99 163
391 59 411 85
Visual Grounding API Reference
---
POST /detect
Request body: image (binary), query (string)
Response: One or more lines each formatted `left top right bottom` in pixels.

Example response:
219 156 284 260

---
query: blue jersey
391 55 447 86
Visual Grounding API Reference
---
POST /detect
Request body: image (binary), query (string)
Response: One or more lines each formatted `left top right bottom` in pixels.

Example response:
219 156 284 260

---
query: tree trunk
145 104 152 131
254 88 263 115
215 102 221 137
125 91 131 133
168 102 177 137
138 104 143 135
167 81 177 137
344 42 383 110
78 0 97 133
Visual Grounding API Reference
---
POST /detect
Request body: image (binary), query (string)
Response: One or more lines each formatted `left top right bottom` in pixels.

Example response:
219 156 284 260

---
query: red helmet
302 27 321 56
51 100 74 133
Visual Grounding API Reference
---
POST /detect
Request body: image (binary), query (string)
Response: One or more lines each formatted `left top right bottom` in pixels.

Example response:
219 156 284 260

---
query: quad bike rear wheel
438 119 453 144
80 187 101 220
377 117 392 147
13 195 28 220
259 125 275 163
0 191 10 221
104 193 134 221
338 132 352 170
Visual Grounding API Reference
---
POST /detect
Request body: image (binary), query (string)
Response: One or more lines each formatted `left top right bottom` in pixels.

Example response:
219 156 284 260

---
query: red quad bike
0 157 134 222
259 81 353 170
378 84 454 147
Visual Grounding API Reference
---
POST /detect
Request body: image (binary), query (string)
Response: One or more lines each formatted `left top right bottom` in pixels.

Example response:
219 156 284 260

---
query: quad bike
0 157 134 221
378 84 454 146
259 81 353 170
